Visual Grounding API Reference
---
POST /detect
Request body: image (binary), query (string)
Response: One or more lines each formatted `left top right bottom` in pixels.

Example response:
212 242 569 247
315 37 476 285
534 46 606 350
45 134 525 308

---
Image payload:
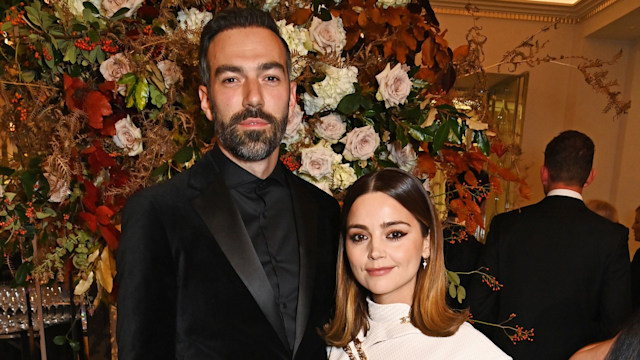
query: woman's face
345 192 430 305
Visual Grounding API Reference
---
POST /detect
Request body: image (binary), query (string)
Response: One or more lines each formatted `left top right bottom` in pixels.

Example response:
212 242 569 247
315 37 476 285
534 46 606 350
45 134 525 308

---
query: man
631 206 640 309
116 8 340 359
469 130 631 360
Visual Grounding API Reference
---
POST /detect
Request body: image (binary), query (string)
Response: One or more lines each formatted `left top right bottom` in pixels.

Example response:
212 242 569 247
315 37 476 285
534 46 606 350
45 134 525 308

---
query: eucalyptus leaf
53 335 67 346
448 283 456 298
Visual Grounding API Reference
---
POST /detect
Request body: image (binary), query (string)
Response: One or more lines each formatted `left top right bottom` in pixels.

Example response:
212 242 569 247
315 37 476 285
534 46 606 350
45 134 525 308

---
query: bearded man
116 8 340 360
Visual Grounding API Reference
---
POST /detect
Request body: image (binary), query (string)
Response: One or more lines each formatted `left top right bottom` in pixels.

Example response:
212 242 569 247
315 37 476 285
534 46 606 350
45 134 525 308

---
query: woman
324 168 510 359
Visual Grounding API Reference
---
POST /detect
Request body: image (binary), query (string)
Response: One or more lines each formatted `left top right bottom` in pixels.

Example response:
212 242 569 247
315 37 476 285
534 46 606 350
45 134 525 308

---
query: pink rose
309 16 346 55
375 63 412 108
300 145 339 180
113 116 143 156
342 126 381 161
315 113 346 143
157 60 183 89
100 53 131 82
387 142 417 171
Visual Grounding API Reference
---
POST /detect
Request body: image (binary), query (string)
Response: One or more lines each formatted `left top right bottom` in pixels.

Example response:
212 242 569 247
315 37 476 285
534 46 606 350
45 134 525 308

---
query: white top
547 188 583 200
328 299 511 360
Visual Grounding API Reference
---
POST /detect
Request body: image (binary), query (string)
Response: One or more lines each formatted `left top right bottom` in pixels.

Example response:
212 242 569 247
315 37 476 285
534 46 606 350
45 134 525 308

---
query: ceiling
430 0 640 40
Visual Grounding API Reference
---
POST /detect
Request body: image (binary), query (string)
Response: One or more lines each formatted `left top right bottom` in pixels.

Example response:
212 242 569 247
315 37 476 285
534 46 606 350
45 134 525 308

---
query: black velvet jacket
116 149 340 360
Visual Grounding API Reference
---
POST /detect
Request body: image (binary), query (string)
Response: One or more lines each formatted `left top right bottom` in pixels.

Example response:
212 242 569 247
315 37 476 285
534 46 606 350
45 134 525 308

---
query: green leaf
15 262 34 285
1 22 12 32
118 73 137 85
69 340 81 352
134 78 150 111
88 46 98 63
151 163 169 178
25 6 41 27
53 336 67 346
457 285 466 303
337 93 361 115
475 131 490 156
63 44 77 63
149 84 167 108
36 207 57 219
447 270 461 285
172 147 194 164
20 171 37 198
111 7 131 20
87 29 99 44
433 120 449 153
82 8 95 22
448 283 456 298
4 192 16 202
83 1 100 14
318 7 332 21
44 43 55 68
96 47 105 63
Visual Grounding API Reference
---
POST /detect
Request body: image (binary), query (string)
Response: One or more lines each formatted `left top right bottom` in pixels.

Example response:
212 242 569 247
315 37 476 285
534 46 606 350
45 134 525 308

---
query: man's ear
198 85 214 121
584 168 596 187
288 81 297 115
540 166 550 186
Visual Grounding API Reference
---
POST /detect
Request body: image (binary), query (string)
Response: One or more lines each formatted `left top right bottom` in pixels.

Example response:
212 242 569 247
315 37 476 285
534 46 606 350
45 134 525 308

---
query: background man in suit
469 130 631 360
116 8 340 359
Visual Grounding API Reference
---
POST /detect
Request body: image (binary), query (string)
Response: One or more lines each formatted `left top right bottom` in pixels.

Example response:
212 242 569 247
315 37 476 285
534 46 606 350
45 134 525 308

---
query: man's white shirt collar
547 188 583 201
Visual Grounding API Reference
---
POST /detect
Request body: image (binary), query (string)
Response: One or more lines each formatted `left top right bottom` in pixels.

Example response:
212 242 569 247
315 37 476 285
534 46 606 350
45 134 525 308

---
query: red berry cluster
280 154 301 172
3 4 27 27
100 39 119 54
41 46 53 61
480 268 504 291
509 326 534 344
75 37 96 51
143 25 152 36
10 93 27 121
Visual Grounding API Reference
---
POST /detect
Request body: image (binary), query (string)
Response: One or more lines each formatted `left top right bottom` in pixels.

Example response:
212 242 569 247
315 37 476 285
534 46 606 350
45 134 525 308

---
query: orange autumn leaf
63 73 86 110
518 182 532 200
453 45 470 63
369 7 384 24
383 40 394 58
288 8 312 25
394 41 409 64
421 37 436 68
385 7 403 27
414 67 436 82
489 175 503 194
435 49 451 70
416 152 437 177
99 223 120 251
491 140 508 158
345 29 361 51
435 31 449 48
357 11 368 27
497 167 520 182
340 9 358 27
84 91 113 129
398 28 417 51
464 170 478 187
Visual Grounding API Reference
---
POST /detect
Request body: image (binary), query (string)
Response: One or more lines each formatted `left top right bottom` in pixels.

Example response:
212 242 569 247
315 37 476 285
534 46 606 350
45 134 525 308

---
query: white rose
102 0 143 18
332 163 357 190
113 116 143 156
302 65 358 115
467 118 489 131
286 104 304 138
309 16 346 55
376 0 411 9
300 144 341 180
100 53 131 83
342 125 381 161
375 63 412 108
44 172 71 203
387 142 418 171
315 113 346 143
157 60 183 89
177 8 213 42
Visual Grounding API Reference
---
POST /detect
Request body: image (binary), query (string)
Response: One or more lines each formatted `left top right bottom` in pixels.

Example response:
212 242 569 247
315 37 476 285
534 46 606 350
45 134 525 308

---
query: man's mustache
229 107 278 127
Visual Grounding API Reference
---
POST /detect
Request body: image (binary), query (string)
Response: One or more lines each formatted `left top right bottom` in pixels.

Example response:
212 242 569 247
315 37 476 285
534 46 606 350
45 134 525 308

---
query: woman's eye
349 233 367 243
387 231 406 240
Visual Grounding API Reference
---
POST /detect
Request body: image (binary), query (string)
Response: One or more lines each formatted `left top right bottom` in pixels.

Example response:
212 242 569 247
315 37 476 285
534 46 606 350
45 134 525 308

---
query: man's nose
242 78 264 108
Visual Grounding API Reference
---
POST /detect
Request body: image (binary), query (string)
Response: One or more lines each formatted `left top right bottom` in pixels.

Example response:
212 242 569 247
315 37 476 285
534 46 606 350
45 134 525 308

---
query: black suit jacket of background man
116 148 340 360
469 195 631 360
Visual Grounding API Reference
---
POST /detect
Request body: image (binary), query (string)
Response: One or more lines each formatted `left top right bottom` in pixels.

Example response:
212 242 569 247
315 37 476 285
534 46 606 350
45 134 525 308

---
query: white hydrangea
277 20 311 57
332 163 357 190
376 0 411 9
302 65 358 115
263 0 280 12
177 8 213 41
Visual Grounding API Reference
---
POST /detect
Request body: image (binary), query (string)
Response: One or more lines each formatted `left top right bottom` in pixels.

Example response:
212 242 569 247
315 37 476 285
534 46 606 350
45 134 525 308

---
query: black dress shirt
212 146 299 349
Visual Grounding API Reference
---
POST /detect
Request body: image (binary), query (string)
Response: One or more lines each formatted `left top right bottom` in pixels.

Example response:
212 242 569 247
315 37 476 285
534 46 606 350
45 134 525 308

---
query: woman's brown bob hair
323 168 468 347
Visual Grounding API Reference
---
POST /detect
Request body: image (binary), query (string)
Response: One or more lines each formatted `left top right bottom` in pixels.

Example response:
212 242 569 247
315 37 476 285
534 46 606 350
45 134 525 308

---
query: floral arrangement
0 0 541 347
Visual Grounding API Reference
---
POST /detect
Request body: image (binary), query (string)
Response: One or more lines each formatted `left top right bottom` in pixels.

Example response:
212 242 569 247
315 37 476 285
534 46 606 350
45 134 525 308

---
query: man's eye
265 75 280 82
222 78 237 84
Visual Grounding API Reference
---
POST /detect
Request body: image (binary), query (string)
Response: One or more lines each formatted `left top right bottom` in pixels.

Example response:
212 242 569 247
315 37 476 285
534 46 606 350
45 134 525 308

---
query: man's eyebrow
214 65 243 77
259 62 285 73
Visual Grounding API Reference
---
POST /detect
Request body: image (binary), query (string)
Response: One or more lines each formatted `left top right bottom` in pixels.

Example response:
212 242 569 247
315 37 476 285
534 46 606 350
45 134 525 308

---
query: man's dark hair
544 130 594 186
198 8 292 88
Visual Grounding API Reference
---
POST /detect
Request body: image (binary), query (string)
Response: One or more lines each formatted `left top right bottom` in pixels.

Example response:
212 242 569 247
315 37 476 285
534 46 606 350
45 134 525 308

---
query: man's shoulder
287 172 339 208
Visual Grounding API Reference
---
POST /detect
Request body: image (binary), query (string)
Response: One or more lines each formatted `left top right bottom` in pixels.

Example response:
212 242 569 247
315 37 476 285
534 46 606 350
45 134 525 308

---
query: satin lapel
287 174 318 355
191 175 288 348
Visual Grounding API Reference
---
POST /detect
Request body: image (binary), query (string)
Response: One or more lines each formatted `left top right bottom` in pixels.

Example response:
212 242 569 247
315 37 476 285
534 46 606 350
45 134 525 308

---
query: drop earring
422 258 427 269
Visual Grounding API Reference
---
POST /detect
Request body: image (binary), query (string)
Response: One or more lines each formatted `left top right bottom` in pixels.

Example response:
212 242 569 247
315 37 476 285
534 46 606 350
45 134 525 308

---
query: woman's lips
366 267 394 276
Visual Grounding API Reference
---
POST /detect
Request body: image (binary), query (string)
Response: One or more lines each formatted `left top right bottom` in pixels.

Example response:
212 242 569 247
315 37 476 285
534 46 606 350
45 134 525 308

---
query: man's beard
213 105 288 161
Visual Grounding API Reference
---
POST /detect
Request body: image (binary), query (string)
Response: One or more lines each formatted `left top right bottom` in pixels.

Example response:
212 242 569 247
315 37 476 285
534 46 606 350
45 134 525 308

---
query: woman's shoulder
443 322 511 359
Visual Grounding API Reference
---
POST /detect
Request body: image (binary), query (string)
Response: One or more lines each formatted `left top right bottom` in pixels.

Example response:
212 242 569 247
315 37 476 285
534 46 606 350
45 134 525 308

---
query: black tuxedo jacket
469 195 631 360
116 150 340 360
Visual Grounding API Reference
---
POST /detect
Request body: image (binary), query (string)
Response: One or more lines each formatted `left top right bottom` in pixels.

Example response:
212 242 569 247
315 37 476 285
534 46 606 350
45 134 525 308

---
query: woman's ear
422 234 431 259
